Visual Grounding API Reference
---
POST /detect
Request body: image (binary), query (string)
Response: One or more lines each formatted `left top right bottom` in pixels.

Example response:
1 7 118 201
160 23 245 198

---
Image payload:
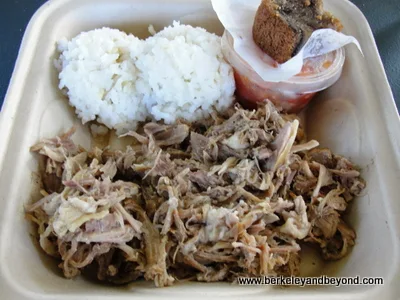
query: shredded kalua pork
26 101 365 286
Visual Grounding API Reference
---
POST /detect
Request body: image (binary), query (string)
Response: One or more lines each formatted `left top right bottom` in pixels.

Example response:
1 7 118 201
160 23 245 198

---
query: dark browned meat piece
144 123 189 146
218 143 249 161
190 132 218 162
293 175 317 194
307 148 335 168
42 172 63 193
189 170 224 190
322 221 356 260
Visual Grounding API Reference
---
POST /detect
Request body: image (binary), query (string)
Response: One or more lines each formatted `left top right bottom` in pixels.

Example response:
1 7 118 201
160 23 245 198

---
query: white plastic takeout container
0 0 399 299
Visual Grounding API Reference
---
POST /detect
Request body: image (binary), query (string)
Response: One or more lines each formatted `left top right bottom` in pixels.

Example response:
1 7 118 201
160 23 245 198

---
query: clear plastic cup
221 31 345 113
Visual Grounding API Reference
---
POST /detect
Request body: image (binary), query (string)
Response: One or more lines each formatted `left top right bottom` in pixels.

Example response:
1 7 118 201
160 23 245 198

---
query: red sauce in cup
221 31 344 113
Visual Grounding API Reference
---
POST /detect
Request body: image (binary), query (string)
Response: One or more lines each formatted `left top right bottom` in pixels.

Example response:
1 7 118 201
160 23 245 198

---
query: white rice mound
135 21 236 123
57 23 235 133
57 28 147 133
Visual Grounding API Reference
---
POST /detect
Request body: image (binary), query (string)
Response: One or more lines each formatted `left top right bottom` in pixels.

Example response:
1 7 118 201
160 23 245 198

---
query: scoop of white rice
57 28 147 133
57 23 235 133
135 21 235 123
